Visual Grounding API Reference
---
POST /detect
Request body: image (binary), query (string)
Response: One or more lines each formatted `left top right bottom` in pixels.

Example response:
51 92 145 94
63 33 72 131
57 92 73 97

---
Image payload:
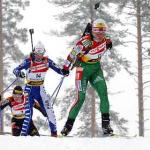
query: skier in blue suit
13 41 69 137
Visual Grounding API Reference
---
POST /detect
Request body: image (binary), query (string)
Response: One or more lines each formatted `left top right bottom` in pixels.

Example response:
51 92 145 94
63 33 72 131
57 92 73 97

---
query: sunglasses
13 94 23 98
92 27 106 33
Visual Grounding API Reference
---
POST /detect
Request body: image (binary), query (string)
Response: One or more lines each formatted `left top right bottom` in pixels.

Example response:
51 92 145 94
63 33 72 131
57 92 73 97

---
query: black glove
106 42 112 50
61 69 69 76
0 95 1 101
18 71 25 78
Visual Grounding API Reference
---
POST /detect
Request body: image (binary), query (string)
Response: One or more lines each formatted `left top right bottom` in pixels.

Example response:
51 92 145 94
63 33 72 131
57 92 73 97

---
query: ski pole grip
29 29 34 34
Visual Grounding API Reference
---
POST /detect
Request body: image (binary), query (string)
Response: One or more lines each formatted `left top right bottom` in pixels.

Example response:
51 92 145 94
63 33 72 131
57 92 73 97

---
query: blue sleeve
48 58 63 75
13 58 31 76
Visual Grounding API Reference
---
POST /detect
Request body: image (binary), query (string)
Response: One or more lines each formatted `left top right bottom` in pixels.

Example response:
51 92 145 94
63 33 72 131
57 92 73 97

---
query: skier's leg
89 68 113 135
40 86 57 137
28 120 40 136
20 86 34 136
61 67 88 136
11 118 23 136
89 69 110 113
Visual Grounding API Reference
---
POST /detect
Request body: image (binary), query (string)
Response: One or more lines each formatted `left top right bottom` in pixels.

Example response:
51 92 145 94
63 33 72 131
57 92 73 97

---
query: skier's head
12 86 23 102
92 19 107 40
33 41 46 61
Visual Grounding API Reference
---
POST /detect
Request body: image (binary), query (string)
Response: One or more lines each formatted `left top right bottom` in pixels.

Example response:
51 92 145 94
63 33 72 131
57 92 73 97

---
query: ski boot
102 113 113 135
61 118 75 136
51 131 57 137
30 129 40 136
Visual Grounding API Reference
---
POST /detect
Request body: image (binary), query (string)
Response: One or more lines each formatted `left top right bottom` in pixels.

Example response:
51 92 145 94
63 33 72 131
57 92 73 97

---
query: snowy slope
0 135 150 150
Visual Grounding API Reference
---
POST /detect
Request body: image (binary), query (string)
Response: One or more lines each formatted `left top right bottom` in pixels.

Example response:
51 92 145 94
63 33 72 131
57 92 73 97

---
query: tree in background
3 0 29 85
0 0 29 132
0 0 3 133
109 0 150 137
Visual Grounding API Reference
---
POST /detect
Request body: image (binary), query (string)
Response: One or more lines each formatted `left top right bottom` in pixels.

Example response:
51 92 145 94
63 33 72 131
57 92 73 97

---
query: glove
82 39 92 48
106 42 112 49
61 68 69 76
18 71 25 78
13 69 25 78
0 95 1 101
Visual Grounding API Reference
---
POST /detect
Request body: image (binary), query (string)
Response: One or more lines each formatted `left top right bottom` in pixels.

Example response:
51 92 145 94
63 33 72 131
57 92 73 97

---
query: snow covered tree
3 0 29 85
0 0 29 132
0 0 3 133
108 0 150 137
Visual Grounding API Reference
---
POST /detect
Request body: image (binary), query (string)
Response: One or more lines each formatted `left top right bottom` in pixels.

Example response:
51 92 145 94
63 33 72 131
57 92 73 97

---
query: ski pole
0 78 18 95
29 29 34 51
52 76 65 106
95 2 100 10
51 77 64 100
44 77 65 126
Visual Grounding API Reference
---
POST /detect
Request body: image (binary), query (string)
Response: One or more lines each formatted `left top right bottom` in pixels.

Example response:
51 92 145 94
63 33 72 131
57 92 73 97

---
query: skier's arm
48 58 69 76
63 46 81 70
0 97 10 110
63 35 92 70
106 36 113 50
13 58 30 78
33 101 47 117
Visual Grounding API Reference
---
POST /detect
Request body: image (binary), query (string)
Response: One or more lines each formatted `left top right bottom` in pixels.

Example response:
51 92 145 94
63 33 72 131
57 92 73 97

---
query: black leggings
11 117 39 136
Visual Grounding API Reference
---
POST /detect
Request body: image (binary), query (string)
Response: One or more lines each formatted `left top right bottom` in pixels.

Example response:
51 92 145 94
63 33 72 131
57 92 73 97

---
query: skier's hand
106 42 112 50
14 69 25 78
18 71 25 78
106 39 112 50
0 95 1 101
61 68 69 76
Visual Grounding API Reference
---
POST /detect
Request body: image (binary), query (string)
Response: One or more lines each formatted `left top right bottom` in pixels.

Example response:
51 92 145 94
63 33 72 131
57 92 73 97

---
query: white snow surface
0 135 150 150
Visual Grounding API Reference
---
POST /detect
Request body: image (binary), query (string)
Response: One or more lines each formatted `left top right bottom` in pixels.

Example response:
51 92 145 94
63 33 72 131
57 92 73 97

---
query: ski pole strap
0 78 18 95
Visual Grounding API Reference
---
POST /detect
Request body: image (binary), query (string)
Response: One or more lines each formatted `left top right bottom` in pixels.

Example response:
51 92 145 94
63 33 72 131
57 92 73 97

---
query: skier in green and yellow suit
61 19 113 136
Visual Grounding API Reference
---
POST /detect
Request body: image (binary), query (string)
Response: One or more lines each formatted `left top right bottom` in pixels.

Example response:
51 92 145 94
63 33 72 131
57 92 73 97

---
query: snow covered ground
0 135 150 150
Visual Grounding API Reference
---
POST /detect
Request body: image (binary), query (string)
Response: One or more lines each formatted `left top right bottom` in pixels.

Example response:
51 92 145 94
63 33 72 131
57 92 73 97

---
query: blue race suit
13 56 64 136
